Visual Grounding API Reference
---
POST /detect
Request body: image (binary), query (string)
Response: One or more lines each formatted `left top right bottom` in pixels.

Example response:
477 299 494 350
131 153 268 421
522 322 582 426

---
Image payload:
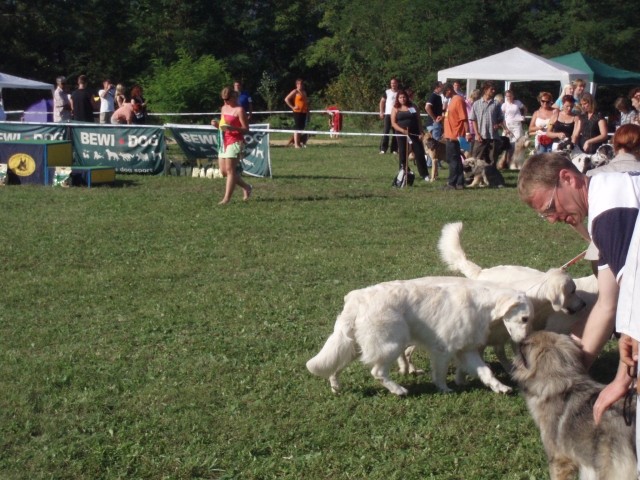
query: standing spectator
464 89 481 146
211 87 252 204
130 85 147 123
469 81 505 165
630 88 640 117
284 78 309 148
572 78 586 113
453 80 465 98
614 96 638 127
501 90 526 140
53 76 71 122
378 77 399 154
98 78 116 124
528 91 556 153
425 81 445 140
111 97 143 125
442 83 471 190
571 93 608 154
115 84 127 109
390 89 429 183
501 90 527 167
70 75 96 122
233 80 253 121
554 84 574 109
547 95 577 144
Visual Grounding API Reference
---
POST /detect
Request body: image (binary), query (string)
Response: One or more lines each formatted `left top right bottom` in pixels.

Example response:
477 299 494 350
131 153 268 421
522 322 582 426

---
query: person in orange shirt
442 83 472 190
284 78 309 148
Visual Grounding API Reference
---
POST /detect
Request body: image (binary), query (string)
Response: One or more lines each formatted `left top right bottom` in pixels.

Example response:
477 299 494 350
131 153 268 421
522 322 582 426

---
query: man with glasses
518 152 640 465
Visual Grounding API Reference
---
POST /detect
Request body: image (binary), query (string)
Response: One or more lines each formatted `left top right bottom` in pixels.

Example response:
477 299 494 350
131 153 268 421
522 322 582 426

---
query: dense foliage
0 0 638 113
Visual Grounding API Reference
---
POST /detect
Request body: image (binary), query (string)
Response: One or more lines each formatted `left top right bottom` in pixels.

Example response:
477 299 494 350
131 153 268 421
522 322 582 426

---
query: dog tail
438 222 483 279
306 300 358 379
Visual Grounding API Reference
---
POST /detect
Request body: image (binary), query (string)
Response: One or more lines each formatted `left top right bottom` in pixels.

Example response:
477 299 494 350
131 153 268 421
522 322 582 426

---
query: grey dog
512 331 637 480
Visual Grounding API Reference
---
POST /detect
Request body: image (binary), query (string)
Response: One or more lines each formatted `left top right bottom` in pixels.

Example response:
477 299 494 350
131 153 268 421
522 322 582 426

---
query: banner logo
8 153 36 176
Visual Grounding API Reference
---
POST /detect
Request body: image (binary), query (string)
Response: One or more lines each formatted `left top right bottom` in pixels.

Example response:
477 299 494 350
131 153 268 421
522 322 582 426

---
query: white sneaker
379 150 385 154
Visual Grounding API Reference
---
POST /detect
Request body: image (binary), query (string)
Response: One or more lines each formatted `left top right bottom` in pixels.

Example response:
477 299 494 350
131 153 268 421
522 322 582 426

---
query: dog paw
492 384 512 394
382 380 409 396
393 386 409 396
436 384 453 394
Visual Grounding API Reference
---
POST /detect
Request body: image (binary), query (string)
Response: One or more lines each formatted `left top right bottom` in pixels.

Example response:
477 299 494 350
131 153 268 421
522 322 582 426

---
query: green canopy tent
550 52 640 93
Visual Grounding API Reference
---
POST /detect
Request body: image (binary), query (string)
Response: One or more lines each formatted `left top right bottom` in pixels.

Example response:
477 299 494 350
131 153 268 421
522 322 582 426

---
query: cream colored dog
306 276 533 396
437 222 587 372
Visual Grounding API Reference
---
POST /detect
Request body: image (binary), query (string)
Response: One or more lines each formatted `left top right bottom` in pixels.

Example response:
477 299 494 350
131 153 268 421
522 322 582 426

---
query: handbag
538 134 553 146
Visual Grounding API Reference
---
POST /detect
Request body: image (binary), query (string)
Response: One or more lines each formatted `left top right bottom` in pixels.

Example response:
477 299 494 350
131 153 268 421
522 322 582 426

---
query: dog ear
491 295 522 321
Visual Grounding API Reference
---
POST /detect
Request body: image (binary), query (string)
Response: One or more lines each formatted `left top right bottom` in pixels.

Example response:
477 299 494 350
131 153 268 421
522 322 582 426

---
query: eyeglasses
538 183 558 219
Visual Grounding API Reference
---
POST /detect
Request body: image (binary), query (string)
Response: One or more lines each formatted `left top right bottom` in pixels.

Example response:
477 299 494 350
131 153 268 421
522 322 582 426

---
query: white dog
437 222 586 371
306 277 533 396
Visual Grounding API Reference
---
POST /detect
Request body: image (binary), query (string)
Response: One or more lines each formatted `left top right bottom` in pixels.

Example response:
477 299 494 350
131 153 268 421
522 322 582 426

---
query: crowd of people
377 76 640 190
53 74 148 124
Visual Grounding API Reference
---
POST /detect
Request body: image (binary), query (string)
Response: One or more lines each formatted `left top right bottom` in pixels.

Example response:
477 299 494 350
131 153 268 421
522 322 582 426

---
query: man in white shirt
98 79 116 124
378 77 399 154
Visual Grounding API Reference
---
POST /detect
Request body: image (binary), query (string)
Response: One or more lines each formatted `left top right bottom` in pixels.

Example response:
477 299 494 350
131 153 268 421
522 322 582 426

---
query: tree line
1 0 638 118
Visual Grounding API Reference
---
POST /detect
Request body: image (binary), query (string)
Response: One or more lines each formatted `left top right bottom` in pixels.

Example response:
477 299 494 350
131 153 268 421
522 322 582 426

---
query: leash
523 249 588 295
560 250 588 270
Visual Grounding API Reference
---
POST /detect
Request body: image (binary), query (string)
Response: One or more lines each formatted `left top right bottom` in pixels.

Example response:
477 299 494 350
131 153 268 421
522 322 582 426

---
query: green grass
0 136 608 479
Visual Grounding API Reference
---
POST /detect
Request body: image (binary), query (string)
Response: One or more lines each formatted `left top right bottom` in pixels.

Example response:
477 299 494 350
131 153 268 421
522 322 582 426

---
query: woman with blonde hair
115 84 126 108
528 91 556 152
554 84 573 109
211 86 252 204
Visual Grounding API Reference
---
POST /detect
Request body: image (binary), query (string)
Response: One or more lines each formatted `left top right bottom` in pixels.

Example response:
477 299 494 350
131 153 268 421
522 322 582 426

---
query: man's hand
619 334 638 369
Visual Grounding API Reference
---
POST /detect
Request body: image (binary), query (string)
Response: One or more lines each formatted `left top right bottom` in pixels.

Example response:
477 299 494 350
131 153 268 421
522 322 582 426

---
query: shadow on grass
256 192 390 202
110 178 142 188
273 174 358 180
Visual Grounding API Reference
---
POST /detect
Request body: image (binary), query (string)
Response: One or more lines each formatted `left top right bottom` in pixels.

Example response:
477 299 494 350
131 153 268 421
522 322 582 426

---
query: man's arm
576 266 619 369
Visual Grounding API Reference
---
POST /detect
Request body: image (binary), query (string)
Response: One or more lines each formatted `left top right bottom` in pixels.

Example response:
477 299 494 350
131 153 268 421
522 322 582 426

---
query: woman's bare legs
218 158 252 204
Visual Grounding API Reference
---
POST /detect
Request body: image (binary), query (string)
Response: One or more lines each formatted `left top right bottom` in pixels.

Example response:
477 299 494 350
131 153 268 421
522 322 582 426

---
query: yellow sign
8 153 37 177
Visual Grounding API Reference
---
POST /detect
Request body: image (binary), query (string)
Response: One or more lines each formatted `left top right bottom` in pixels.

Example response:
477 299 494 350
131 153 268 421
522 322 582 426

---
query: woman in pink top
211 87 252 204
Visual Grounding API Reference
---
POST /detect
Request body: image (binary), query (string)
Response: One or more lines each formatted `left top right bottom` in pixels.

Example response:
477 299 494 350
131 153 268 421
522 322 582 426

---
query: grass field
0 135 612 479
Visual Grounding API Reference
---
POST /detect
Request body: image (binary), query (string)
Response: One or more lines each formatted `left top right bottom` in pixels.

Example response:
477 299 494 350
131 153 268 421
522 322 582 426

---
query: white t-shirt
501 100 524 124
383 88 398 115
587 173 640 340
99 88 115 113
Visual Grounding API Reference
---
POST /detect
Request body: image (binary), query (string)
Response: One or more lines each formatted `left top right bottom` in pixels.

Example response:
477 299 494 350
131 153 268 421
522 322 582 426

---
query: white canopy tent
438 47 591 94
0 72 54 93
